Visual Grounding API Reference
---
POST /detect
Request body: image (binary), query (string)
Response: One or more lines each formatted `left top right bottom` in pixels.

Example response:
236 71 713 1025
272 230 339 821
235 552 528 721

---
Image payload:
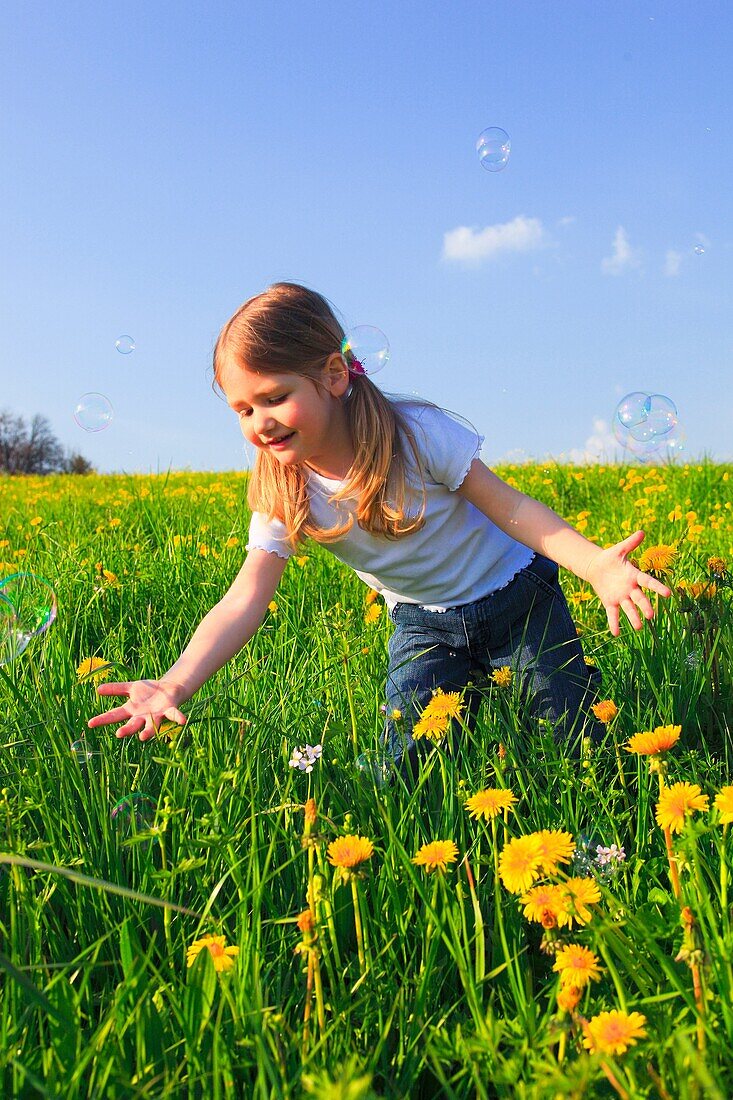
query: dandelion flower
465 788 517 821
582 1009 647 1055
491 666 513 688
498 834 543 894
412 711 449 742
625 725 681 756
532 829 575 874
553 943 602 989
427 688 464 721
520 883 565 926
707 556 728 577
303 798 317 827
656 782 709 834
591 700 618 724
556 985 582 1014
637 543 676 576
364 603 382 625
412 840 459 873
186 934 240 973
714 786 733 825
557 877 601 927
327 835 374 869
76 656 113 683
296 909 315 933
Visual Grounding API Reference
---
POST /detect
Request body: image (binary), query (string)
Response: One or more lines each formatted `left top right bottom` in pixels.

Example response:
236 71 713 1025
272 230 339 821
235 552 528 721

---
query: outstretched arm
457 459 671 636
88 548 288 740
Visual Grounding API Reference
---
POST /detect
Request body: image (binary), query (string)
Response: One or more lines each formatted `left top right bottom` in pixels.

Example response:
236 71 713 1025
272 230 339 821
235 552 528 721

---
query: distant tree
0 409 93 475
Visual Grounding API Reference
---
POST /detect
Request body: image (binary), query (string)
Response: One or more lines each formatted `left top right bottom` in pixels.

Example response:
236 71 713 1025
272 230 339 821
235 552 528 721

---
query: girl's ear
323 351 350 398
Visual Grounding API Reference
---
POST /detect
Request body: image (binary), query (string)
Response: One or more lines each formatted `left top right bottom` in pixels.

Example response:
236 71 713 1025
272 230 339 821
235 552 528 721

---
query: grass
0 460 731 1097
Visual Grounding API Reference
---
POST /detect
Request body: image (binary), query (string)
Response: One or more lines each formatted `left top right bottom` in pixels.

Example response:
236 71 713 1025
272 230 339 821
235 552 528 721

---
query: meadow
1 461 732 1098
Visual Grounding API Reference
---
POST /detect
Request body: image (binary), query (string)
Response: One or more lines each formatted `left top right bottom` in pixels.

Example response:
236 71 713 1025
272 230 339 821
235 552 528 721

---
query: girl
89 283 671 771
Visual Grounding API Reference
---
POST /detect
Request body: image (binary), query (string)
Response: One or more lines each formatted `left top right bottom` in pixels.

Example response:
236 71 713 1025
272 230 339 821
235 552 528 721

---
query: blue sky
1 1 730 473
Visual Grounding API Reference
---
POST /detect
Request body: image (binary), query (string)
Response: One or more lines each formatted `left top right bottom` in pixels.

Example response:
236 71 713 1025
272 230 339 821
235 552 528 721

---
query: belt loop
460 605 472 657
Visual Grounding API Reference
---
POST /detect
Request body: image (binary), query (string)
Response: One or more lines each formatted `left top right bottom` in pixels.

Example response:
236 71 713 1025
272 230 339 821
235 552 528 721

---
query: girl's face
218 356 352 475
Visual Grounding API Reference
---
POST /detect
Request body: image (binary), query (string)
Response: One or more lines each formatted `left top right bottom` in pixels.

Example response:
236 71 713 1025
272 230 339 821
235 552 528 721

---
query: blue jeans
383 554 603 772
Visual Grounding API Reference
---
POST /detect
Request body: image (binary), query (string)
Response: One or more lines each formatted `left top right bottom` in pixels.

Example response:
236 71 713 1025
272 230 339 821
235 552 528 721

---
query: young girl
89 283 671 770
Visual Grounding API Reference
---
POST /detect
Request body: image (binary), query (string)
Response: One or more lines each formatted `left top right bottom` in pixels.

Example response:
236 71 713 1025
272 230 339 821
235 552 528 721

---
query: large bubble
355 749 395 788
115 335 136 354
341 326 390 376
614 392 683 464
0 573 57 665
111 793 156 831
476 127 511 172
73 392 114 433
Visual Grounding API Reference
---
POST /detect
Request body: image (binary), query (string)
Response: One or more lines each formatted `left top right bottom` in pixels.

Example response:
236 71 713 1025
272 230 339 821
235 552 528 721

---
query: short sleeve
407 405 484 491
246 511 294 560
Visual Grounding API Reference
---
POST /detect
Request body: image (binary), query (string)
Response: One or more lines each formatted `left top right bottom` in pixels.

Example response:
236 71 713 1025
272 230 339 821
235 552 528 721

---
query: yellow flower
327 835 374 869
498 834 543 894
582 1009 647 1055
465 788 517 821
294 555 309 566
531 830 575 875
30 516 43 527
76 656 113 683
491 666 513 688
557 877 601 927
656 782 709 834
714 786 733 825
426 689 464 721
591 700 618 724
225 536 240 549
520 883 565 926
556 985 582 1014
303 798 317 827
707 556 728 577
364 603 382 625
583 656 597 668
296 908 315 933
553 944 602 989
412 711 449 742
108 517 122 528
625 724 681 756
365 588 379 605
637 543 677 576
186 934 240 973
268 600 278 613
199 544 209 557
412 839 459 872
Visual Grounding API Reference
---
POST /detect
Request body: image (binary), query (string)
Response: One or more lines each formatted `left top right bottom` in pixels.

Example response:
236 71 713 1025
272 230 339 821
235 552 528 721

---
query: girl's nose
254 412 277 435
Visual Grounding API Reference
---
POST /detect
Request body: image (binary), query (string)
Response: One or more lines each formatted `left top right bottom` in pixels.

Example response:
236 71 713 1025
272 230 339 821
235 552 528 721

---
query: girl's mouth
266 432 295 449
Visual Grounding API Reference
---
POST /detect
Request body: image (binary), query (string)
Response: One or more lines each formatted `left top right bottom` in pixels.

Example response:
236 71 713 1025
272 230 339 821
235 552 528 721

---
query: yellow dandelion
557 877 601 927
625 724 681 756
412 839 459 872
531 829 575 874
30 516 43 527
637 543 677 576
327 834 374 869
365 588 379 605
412 711 449 742
556 985 582 1014
491 666 513 688
655 782 709 834
465 788 518 821
553 944 602 989
583 656 597 668
707 556 728 577
714 786 733 825
268 600 278 613
591 700 618 725
426 688 464 721
520 883 565 926
364 603 382 625
225 536 240 549
498 834 543 894
582 1009 647 1056
76 656 113 683
294 555 309 566
303 798 317 827
296 909 315 933
186 934 240 973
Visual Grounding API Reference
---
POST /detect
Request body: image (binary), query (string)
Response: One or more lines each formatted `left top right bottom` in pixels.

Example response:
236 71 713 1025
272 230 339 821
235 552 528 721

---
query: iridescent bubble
111 793 156 831
476 127 511 172
0 573 57 666
355 750 395 788
73 393 114 433
627 394 677 441
341 326 390 376
694 246 705 256
616 392 651 429
115 335 136 354
70 739 95 766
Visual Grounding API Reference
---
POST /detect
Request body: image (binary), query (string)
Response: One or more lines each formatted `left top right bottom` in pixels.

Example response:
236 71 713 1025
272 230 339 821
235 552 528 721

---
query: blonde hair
213 282 427 548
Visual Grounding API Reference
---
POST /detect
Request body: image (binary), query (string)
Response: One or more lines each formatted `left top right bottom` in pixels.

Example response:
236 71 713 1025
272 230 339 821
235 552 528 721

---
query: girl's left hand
585 529 671 636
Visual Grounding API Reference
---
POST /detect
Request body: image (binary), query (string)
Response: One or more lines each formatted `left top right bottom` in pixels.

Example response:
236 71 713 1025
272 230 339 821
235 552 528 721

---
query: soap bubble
614 392 683 464
70 739 96 766
355 750 395 788
115 335 136 354
0 573 57 665
111 793 156 831
341 326 390 376
476 127 511 172
73 392 114 433
694 246 705 256
626 394 677 441
616 392 651 429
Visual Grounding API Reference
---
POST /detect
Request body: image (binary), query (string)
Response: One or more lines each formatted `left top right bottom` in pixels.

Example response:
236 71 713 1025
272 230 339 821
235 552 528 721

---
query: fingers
164 708 188 726
621 597 643 631
606 604 620 637
96 682 132 697
615 529 645 556
636 572 672 598
88 705 135 728
629 587 655 621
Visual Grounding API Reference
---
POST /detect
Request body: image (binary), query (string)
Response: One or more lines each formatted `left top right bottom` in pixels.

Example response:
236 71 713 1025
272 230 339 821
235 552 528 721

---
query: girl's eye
268 395 286 405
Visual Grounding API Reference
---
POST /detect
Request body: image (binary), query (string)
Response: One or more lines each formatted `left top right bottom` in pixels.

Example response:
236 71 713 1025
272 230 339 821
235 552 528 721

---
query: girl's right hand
87 679 188 742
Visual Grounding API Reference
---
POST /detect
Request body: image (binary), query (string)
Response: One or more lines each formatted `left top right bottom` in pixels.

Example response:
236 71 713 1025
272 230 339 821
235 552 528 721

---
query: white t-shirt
246 401 534 611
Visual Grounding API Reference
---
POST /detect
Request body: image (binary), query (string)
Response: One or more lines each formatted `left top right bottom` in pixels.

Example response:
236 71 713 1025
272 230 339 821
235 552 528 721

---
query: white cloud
601 226 641 275
560 418 620 464
664 249 682 277
557 216 576 227
442 215 546 264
